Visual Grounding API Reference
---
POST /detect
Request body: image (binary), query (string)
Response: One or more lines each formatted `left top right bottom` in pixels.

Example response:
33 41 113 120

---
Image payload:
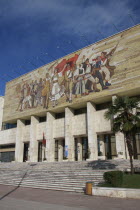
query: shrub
104 171 123 187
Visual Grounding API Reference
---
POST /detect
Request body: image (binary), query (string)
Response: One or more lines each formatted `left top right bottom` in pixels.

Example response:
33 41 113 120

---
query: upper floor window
39 116 46 123
74 107 87 115
2 123 17 130
55 112 65 119
25 120 31 126
96 102 112 111
0 144 15 149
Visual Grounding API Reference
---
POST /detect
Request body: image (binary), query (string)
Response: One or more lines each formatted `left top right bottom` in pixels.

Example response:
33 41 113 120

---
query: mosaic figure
16 44 117 112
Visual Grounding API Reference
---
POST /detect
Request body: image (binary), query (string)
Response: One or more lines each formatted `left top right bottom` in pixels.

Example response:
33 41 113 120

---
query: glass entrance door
23 142 29 162
74 139 78 161
55 140 58 161
82 137 88 160
104 135 117 159
62 140 65 159
38 142 43 162
134 133 140 160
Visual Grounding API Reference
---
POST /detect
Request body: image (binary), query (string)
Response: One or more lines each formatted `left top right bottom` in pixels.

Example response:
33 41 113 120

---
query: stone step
0 177 103 183
0 179 103 184
0 180 97 186
0 180 86 189
0 169 107 172
19 178 103 182
0 182 84 193
0 173 103 176
1 159 138 193
0 174 104 177
0 177 103 182
0 178 103 183
0 181 102 185
17 182 86 190
0 171 104 174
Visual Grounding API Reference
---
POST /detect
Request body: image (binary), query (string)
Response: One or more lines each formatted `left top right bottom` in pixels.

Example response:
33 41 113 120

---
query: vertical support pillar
15 119 24 162
65 107 74 161
77 137 82 161
46 112 55 162
30 116 39 162
87 102 98 160
58 140 63 162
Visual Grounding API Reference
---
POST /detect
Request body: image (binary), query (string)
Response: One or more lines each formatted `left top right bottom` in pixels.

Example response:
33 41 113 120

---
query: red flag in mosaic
55 59 67 73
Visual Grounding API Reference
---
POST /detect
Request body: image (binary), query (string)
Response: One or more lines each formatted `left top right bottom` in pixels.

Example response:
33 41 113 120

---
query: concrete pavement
0 185 140 210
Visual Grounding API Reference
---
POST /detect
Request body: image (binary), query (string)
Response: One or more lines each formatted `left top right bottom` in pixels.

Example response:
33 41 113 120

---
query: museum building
0 24 140 162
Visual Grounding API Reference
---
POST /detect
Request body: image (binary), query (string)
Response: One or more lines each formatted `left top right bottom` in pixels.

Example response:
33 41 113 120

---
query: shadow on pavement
0 163 37 201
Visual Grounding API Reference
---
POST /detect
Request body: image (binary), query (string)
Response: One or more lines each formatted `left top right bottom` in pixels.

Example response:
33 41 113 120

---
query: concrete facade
0 25 140 162
0 97 134 162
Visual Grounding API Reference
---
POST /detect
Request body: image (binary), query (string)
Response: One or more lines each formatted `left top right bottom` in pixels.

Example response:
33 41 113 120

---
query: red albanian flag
55 59 67 73
63 54 79 74
66 54 79 66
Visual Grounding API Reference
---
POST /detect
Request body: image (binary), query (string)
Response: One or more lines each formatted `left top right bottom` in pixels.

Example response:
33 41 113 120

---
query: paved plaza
0 185 140 210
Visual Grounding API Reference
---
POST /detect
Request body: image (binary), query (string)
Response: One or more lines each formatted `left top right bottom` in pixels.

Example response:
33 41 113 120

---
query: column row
15 101 127 162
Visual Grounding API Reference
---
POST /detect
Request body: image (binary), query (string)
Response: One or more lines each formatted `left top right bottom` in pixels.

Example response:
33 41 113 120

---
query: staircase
0 160 139 193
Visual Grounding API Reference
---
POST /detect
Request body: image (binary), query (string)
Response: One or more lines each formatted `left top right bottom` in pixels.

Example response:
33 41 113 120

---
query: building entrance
38 141 46 162
74 139 78 161
82 137 88 160
38 141 43 162
133 133 140 160
104 134 117 159
55 140 59 161
23 142 29 162
55 139 65 161
74 137 88 161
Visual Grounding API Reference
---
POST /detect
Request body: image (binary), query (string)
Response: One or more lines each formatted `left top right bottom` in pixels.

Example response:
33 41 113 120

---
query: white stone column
65 107 74 161
58 140 63 162
46 112 55 162
30 116 39 162
87 102 98 160
15 119 24 162
77 137 82 161
99 135 105 159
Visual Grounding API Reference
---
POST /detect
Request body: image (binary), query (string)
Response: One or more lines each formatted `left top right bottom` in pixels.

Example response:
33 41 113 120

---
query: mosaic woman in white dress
51 69 64 107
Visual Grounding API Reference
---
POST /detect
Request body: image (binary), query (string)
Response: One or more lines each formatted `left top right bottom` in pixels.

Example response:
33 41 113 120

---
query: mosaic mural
3 25 140 122
15 44 117 111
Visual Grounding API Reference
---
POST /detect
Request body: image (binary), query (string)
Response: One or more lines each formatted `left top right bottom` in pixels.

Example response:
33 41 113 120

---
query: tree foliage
105 96 140 133
104 96 140 174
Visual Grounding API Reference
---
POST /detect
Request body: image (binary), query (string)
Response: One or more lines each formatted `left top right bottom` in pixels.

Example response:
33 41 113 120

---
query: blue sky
0 0 140 95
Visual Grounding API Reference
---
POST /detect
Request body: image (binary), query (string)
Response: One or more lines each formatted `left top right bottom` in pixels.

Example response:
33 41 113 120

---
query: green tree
104 96 140 174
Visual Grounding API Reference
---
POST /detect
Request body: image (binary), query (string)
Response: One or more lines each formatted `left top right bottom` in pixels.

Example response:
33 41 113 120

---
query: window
55 112 65 119
74 108 87 115
25 120 31 125
96 102 112 111
39 116 46 123
0 144 15 149
2 123 17 130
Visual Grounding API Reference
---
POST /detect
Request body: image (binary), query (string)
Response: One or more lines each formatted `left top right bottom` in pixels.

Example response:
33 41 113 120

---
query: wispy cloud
0 0 137 33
